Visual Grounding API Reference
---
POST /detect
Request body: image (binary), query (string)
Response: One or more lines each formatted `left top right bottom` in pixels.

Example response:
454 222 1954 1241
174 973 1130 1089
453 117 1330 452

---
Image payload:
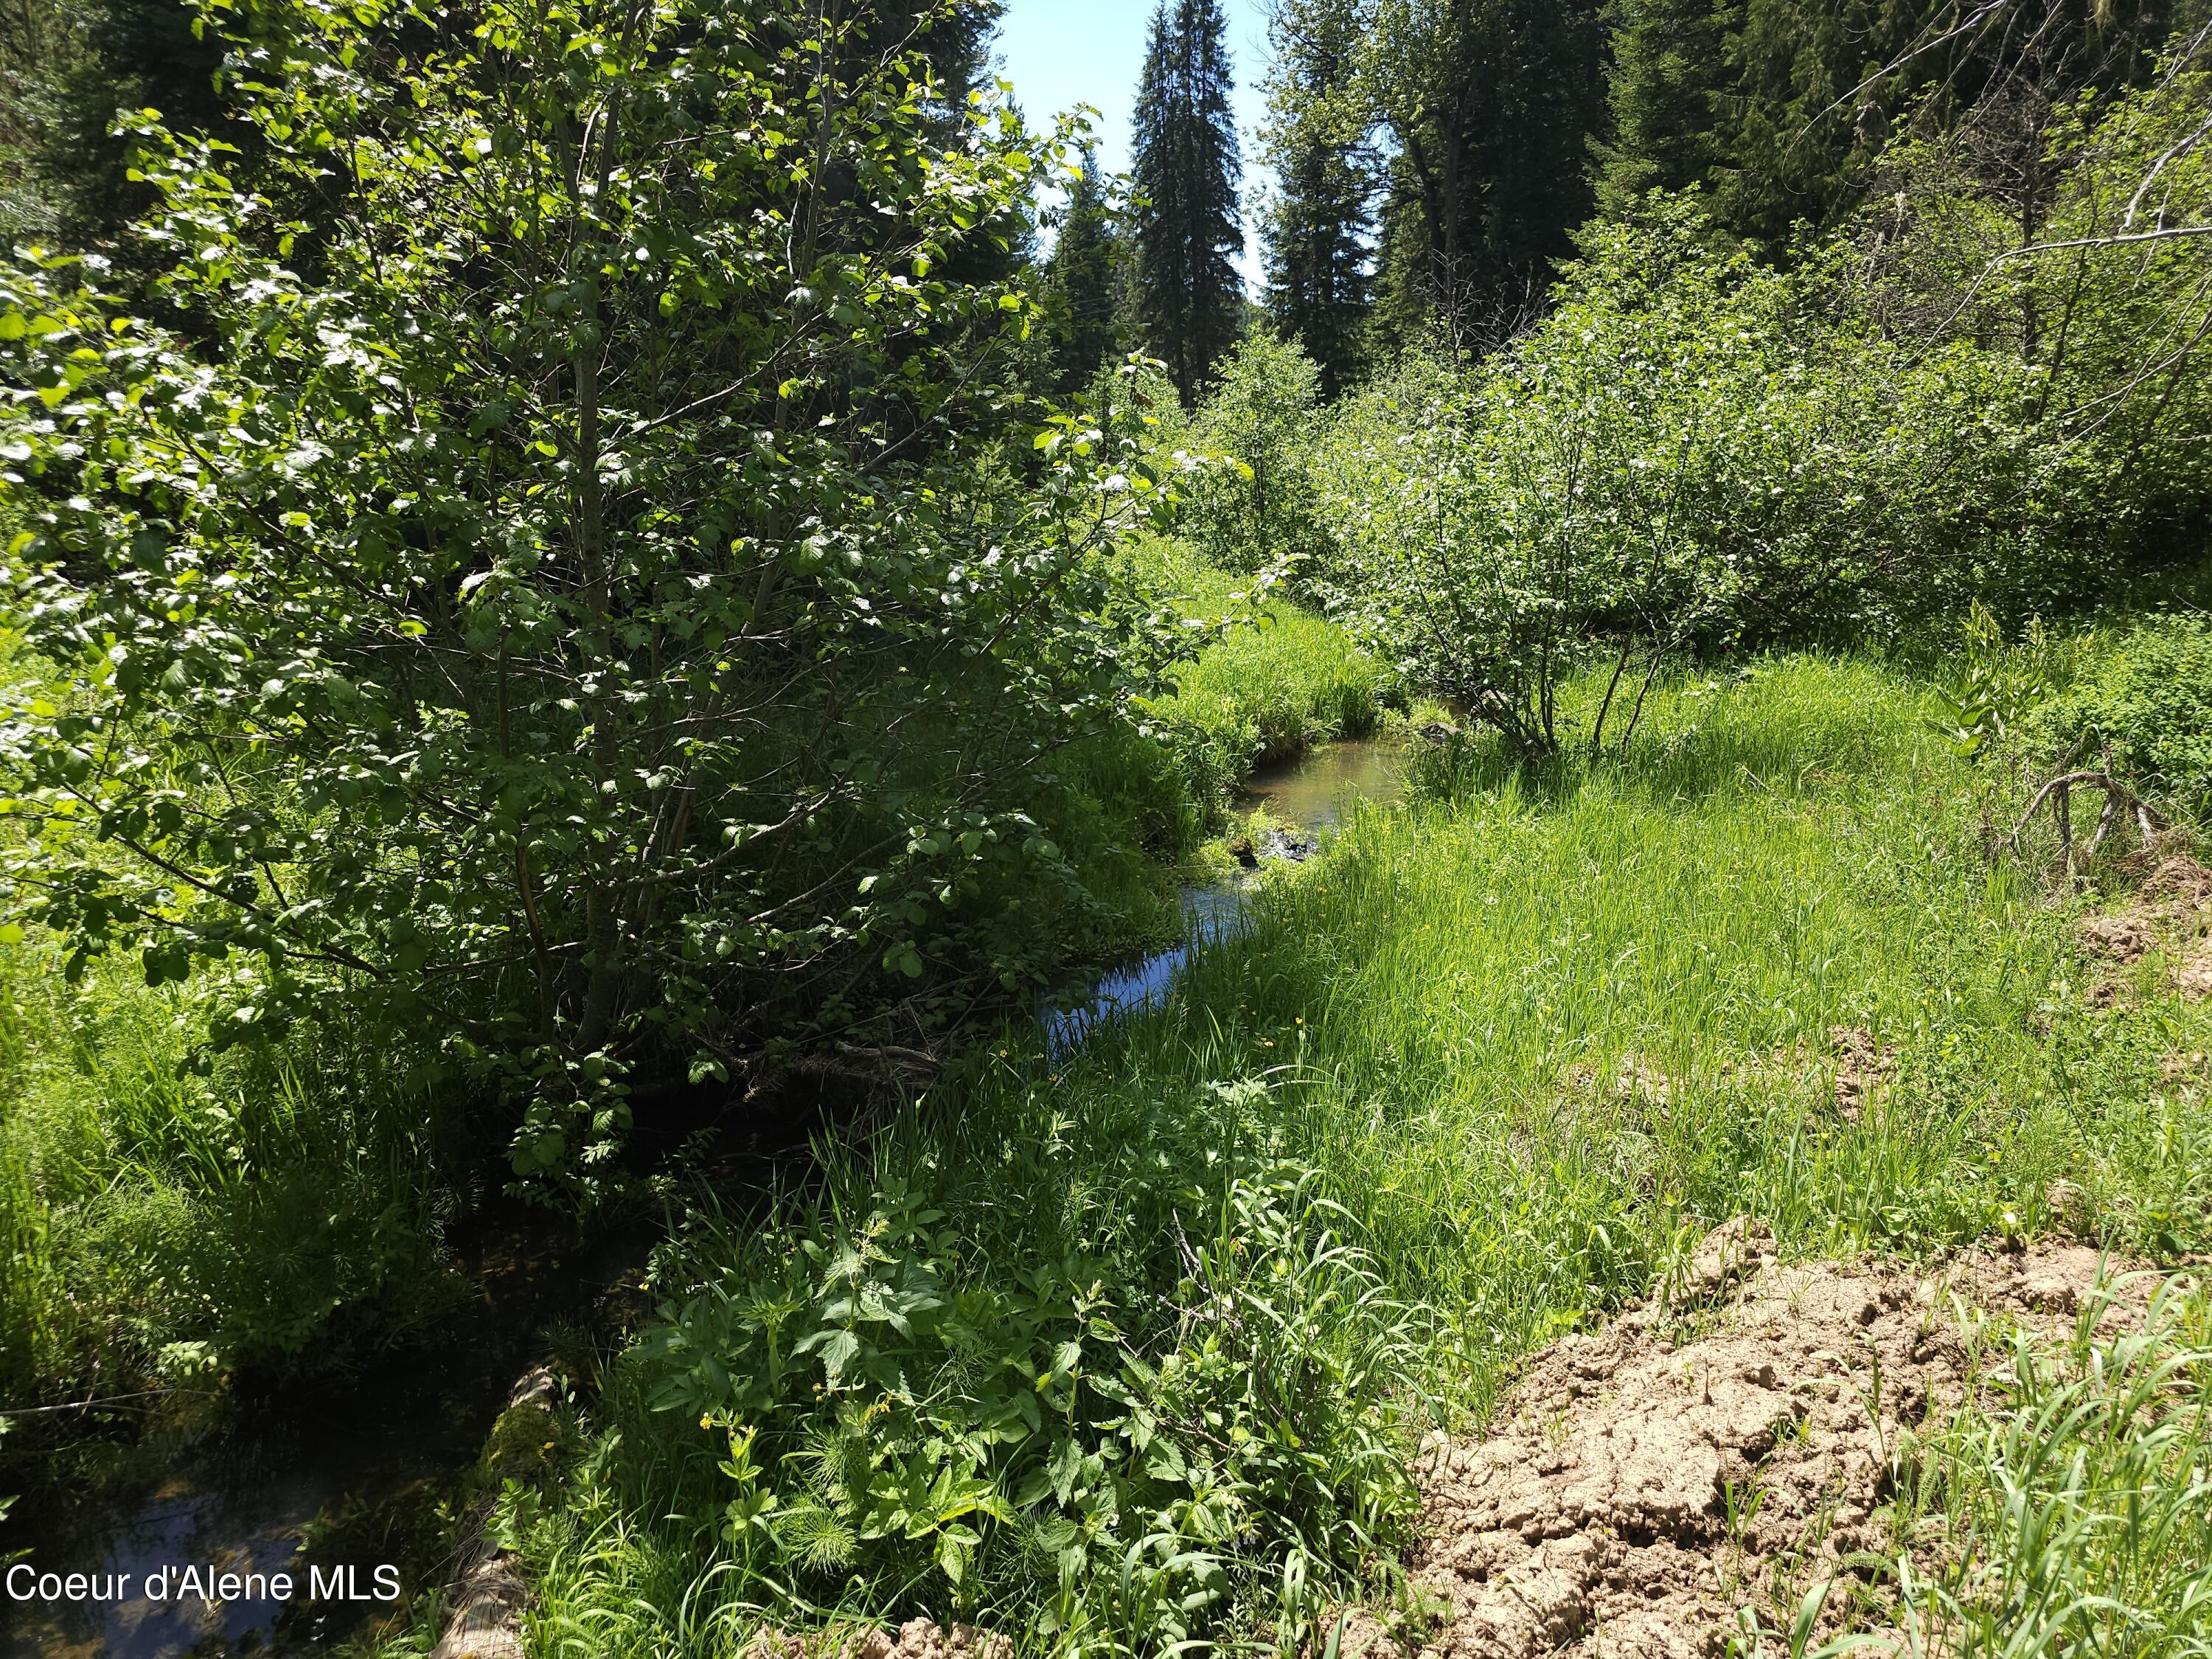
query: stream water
0 737 1406 1659
0 1228 643 1659
1045 736 1405 1048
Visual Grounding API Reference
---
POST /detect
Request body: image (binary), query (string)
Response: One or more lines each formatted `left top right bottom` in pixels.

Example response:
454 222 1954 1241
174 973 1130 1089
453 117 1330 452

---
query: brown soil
2142 852 2212 911
2179 951 2212 1000
1826 1027 1896 1124
1335 1235 2146 1659
2078 854 2212 1001
2078 911 2152 964
749 1622 1012 1659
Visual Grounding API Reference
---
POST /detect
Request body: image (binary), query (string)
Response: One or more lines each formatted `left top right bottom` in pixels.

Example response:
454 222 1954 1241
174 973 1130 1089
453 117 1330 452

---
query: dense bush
0 0 1183 1190
522 1089 1422 1649
1306 48 2212 753
1848 63 2212 582
1309 204 2046 752
1180 332 1334 582
2032 615 2212 821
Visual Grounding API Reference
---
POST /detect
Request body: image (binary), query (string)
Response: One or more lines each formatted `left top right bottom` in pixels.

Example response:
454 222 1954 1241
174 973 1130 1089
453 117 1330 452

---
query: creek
0 736 1406 1659
1046 735 1406 1048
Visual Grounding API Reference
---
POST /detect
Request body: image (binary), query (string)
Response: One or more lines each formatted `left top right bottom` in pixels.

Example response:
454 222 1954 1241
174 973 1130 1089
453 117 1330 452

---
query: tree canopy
1131 0 1247 403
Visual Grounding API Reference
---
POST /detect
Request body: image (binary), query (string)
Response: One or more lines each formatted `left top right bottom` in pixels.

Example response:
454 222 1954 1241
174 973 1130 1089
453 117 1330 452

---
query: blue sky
995 0 1276 289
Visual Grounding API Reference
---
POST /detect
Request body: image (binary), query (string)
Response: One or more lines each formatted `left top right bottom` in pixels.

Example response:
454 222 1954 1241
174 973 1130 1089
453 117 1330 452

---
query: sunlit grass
506 653 2212 1653
1129 537 1388 792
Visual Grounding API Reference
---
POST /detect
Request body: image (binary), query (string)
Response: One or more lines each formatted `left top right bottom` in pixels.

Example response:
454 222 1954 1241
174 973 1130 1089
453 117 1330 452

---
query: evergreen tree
1364 0 1606 350
1591 0 1735 220
1043 145 1121 391
1130 0 1246 403
1261 0 1375 397
1595 0 2179 253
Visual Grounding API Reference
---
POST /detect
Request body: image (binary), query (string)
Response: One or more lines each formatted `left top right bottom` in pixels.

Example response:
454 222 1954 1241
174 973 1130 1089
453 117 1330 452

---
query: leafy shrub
619 1158 1418 1644
2031 616 2212 821
0 0 1183 1190
1182 333 1335 582
1307 181 2211 754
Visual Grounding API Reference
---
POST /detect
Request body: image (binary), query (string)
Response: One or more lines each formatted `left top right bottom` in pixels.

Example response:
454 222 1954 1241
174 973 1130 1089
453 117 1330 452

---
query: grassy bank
484 653 2212 1655
1135 540 1388 801
0 939 464 1404
0 548 1381 1413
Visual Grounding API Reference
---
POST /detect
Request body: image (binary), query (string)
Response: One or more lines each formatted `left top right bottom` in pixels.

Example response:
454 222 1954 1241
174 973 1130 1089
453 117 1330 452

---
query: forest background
4 0 2212 1652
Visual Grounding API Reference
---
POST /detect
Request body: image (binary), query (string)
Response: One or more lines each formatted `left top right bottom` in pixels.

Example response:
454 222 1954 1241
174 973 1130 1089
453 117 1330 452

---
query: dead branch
2009 768 2168 873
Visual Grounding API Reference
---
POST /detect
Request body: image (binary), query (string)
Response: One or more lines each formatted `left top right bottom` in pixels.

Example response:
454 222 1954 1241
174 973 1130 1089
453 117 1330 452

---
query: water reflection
1046 737 1403 1051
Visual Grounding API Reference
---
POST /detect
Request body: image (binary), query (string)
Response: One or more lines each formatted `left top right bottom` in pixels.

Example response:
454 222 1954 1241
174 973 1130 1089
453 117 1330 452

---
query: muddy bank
1335 1236 2166 1659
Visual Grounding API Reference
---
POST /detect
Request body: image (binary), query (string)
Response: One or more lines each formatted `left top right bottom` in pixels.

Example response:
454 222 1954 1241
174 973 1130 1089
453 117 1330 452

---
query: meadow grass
1130 539 1388 796
497 653 2212 1655
1858 1267 2212 1658
0 940 463 1402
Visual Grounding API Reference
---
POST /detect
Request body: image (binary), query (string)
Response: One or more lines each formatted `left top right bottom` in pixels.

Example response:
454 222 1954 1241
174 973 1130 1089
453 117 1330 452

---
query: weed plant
502 654 2212 1654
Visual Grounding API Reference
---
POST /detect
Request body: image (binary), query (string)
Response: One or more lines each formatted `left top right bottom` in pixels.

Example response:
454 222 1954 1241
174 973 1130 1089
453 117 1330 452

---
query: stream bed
1046 735 1405 1048
0 737 1406 1659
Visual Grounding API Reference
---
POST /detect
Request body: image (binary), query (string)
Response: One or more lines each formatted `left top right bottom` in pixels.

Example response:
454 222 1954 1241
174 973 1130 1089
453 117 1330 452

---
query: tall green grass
1130 540 1388 800
497 653 2212 1655
0 942 463 1402
1863 1270 2212 1658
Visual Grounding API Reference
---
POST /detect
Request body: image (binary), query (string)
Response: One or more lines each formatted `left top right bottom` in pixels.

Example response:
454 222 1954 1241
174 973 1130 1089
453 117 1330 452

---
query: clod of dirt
2177 946 2212 1000
2078 911 2152 964
1615 1053 1675 1108
1335 1242 2149 1659
2141 853 2212 911
1669 1216 1773 1308
2159 1051 2208 1084
750 1622 1012 1659
2043 1179 2089 1234
1827 1027 1896 1122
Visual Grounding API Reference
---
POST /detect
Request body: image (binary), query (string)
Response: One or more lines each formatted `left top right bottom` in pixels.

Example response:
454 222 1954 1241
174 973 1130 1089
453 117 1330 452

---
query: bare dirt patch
2077 853 2212 1001
747 1621 1012 1659
2178 950 2212 1000
2141 852 2212 911
2078 911 2153 964
1335 1236 2146 1659
1826 1027 1896 1124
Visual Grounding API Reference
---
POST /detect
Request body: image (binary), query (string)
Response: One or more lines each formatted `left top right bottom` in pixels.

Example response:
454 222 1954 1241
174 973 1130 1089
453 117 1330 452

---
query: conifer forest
4 0 2212 1654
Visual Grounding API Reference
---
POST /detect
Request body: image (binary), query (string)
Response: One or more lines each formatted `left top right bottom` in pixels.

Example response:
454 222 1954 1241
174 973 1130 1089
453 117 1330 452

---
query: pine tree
1591 0 1736 221
1365 0 1606 350
1593 0 2180 253
1043 145 1121 391
1261 0 1375 397
1130 0 1246 403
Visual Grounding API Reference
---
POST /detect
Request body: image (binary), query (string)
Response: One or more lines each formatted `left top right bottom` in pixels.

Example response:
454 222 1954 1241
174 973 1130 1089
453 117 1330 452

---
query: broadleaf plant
0 0 1180 1191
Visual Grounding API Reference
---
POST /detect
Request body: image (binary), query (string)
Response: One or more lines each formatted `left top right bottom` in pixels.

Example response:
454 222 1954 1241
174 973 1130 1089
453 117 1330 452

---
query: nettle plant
0 0 1181 1186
